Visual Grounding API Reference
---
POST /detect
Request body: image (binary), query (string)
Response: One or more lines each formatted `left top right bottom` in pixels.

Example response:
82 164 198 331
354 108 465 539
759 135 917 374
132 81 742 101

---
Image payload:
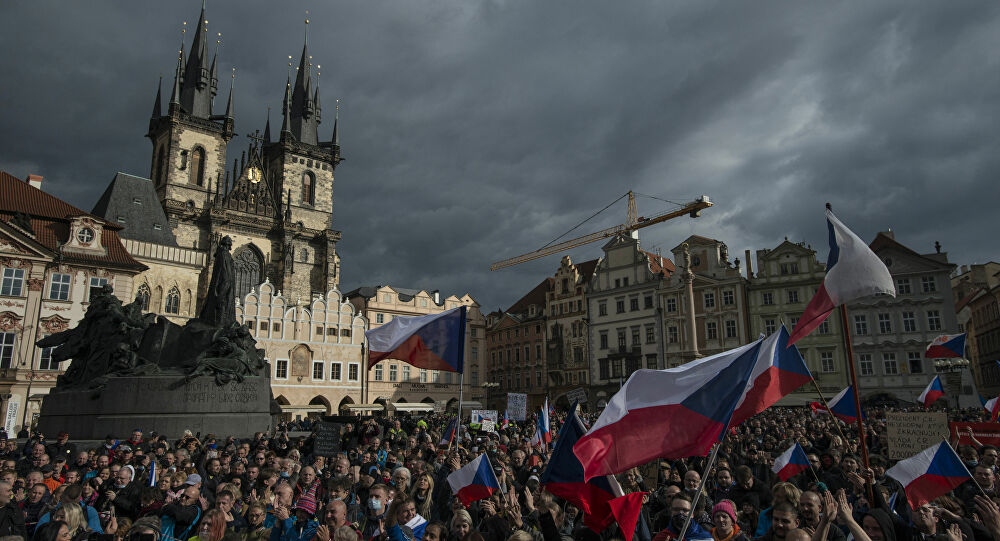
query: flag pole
839 304 874 503
677 442 723 541
809 379 851 450
457 371 465 444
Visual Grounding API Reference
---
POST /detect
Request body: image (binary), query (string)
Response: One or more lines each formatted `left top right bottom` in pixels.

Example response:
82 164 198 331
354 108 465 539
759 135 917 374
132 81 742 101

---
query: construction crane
490 192 713 271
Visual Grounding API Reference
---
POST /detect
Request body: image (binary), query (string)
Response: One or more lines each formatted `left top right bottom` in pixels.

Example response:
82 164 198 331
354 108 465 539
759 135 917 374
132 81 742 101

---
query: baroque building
0 172 146 432
545 256 597 410
952 263 1000 396
485 280 549 412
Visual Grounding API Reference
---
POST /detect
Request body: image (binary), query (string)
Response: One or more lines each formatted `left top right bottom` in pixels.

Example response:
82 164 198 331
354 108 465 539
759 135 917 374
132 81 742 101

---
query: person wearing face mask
358 484 389 541
652 493 712 541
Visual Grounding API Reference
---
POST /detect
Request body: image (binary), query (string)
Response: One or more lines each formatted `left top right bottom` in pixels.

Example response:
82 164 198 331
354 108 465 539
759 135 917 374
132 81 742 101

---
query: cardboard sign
481 420 496 433
470 409 498 429
567 387 588 405
507 393 527 421
313 421 344 456
886 412 949 459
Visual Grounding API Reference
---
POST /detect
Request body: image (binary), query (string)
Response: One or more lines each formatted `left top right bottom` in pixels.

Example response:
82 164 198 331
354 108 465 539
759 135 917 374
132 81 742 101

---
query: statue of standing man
200 236 236 327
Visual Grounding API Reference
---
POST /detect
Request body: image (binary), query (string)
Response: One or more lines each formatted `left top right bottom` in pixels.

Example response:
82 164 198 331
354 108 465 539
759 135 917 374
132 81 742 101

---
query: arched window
233 244 264 301
165 287 180 314
189 147 206 186
135 284 151 311
301 171 315 205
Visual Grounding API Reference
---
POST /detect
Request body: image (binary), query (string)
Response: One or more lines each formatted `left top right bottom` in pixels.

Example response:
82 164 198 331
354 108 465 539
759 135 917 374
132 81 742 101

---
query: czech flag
447 453 500 507
542 403 621 533
772 442 810 481
730 326 813 427
926 334 967 359
366 306 467 372
573 329 805 481
788 207 896 346
826 386 865 423
918 376 945 408
535 398 552 445
438 417 458 446
985 397 1000 422
885 441 971 509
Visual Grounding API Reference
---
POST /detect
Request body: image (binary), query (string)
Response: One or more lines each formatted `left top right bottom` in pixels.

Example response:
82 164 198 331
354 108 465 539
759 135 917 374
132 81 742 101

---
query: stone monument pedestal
37 375 273 439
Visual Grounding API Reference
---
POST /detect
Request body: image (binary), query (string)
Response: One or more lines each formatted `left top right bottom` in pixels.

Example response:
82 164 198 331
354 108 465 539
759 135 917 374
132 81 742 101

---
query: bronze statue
200 235 236 327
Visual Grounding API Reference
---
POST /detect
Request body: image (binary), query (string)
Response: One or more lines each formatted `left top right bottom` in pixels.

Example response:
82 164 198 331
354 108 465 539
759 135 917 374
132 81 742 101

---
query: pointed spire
169 27 184 110
288 14 320 145
281 77 292 136
180 2 214 117
263 107 272 143
332 100 340 146
151 77 163 119
224 68 235 120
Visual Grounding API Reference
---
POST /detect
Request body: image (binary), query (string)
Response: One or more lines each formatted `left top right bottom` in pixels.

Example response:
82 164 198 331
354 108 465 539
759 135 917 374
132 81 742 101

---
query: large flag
729 326 813 426
447 453 500 507
918 376 945 408
788 207 896 346
608 492 647 541
542 403 621 533
772 443 810 481
531 398 552 446
926 334 967 359
885 442 971 510
365 306 467 372
573 329 806 481
985 397 1000 422
826 386 864 423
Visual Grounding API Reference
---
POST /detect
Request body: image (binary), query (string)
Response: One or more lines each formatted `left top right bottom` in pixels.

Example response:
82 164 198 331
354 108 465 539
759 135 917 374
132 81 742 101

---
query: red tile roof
0 171 145 270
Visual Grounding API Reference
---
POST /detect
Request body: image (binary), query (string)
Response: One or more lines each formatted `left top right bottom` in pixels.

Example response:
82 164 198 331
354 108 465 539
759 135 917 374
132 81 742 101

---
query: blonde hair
771 482 802 507
61 503 87 536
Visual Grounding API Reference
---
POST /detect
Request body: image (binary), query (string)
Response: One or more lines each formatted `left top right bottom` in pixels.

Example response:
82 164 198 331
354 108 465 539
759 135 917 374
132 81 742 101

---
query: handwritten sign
507 393 527 421
481 420 496 433
470 409 498 429
886 412 949 459
313 421 344 456
567 387 588 405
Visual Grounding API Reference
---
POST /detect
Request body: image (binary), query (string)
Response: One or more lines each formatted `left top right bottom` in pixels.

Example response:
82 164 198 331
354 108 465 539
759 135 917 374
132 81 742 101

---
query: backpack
160 506 202 541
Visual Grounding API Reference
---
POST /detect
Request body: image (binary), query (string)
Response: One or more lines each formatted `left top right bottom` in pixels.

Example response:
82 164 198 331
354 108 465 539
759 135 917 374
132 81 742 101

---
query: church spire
151 77 163 120
288 17 320 145
331 100 342 165
263 107 272 143
179 1 217 118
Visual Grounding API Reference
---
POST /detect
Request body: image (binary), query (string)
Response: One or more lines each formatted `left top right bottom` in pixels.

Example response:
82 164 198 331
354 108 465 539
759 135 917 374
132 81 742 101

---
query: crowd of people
0 405 999 541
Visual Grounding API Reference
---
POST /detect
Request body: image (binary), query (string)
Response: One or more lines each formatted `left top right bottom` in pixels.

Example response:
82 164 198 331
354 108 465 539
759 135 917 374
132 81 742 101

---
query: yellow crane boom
490 192 712 271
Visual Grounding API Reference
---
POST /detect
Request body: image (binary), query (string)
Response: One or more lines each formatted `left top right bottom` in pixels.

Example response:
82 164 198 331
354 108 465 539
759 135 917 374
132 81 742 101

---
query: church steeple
179 1 217 118
285 18 321 146
151 77 163 120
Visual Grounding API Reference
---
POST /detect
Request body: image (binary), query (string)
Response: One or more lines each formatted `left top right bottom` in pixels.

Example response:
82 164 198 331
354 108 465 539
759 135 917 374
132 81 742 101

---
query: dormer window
77 228 95 244
65 216 107 256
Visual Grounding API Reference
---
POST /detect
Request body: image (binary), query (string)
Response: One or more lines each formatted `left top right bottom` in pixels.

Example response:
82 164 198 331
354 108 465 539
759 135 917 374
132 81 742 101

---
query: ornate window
233 245 264 301
164 287 180 314
301 171 316 205
136 284 151 311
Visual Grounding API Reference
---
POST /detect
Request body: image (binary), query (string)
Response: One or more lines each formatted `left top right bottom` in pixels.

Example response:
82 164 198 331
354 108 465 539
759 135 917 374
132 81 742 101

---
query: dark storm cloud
1 1 998 312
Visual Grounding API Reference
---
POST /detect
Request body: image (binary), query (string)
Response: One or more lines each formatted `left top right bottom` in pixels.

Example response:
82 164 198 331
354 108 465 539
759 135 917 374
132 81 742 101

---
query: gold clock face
247 166 262 183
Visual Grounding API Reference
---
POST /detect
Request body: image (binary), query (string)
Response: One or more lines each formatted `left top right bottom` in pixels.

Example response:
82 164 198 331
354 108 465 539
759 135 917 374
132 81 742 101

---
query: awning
279 405 328 412
391 403 434 412
459 401 483 410
343 404 385 412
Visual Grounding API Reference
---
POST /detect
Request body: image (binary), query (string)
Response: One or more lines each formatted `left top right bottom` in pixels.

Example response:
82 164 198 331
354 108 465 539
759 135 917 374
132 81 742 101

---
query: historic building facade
952 263 1000 397
545 256 598 410
0 172 146 432
746 240 848 401
588 234 673 408
484 280 549 412
346 286 483 415
660 235 749 365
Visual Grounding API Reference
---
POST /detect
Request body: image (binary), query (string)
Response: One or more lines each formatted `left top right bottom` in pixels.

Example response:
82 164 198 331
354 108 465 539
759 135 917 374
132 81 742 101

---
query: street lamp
934 358 970 409
481 382 499 410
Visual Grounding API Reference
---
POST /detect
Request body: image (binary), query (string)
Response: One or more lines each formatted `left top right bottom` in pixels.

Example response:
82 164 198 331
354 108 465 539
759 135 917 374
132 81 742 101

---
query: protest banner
507 393 527 421
949 422 1000 448
886 411 948 459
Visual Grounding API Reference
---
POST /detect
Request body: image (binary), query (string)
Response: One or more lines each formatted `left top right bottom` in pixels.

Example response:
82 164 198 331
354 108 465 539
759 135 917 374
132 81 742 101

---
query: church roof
91 172 178 246
0 171 145 270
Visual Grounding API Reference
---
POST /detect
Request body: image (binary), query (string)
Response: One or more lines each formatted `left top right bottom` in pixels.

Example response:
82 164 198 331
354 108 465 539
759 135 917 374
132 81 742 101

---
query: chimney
432 290 441 305
26 174 43 189
744 249 754 279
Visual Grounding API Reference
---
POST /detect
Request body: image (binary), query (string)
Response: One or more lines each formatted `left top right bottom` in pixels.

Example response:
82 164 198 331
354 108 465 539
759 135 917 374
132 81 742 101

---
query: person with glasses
242 502 271 541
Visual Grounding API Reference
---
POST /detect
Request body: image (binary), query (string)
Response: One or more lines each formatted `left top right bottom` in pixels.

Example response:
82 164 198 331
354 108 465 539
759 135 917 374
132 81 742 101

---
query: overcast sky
2 1 998 312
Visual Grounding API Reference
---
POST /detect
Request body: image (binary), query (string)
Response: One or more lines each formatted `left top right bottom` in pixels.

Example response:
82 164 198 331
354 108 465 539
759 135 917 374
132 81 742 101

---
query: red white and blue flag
366 306 467 372
439 417 458 446
985 397 1000 422
542 404 623 533
918 376 945 408
573 328 808 481
885 441 971 509
826 386 864 423
772 442 810 481
788 208 896 346
730 326 813 426
531 398 552 447
447 453 501 507
926 334 967 359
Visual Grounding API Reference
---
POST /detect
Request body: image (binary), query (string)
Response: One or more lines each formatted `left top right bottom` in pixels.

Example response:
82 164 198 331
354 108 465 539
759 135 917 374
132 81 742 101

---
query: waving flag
826 386 865 423
542 403 621 533
534 397 552 445
405 515 428 540
918 376 945 408
574 330 803 481
439 417 458 447
985 397 1000 422
730 326 813 426
772 443 810 481
366 306 467 372
788 207 896 346
148 459 157 487
447 453 500 506
886 442 971 509
608 491 647 541
926 334 967 359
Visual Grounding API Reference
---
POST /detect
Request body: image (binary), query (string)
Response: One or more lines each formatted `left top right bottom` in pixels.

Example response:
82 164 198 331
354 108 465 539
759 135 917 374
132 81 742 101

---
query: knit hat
712 500 737 523
295 494 317 516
